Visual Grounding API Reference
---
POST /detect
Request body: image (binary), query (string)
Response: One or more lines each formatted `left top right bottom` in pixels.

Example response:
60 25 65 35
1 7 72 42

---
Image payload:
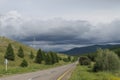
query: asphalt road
0 63 76 80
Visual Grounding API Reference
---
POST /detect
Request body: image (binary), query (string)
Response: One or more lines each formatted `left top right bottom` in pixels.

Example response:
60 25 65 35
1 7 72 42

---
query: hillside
0 36 37 67
0 36 71 77
60 44 120 55
0 37 37 54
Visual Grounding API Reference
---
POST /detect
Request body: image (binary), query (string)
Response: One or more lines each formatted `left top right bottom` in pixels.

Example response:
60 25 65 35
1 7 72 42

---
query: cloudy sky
0 0 120 51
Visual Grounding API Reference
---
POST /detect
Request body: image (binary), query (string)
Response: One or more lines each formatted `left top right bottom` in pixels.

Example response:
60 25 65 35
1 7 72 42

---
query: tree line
79 48 120 72
4 43 73 67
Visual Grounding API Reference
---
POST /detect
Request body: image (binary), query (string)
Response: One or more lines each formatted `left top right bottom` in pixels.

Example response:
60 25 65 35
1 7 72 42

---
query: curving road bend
0 63 76 80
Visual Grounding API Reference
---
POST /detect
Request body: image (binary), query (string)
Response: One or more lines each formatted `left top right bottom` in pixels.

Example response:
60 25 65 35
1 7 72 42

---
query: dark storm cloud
23 35 92 45
19 19 93 46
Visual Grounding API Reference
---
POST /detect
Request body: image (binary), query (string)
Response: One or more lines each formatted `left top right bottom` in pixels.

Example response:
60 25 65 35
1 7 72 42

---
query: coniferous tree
42 51 46 61
20 59 28 67
49 52 59 64
54 53 59 63
17 46 24 58
4 43 15 61
29 51 34 59
45 53 52 65
45 54 49 65
49 52 55 64
35 49 43 64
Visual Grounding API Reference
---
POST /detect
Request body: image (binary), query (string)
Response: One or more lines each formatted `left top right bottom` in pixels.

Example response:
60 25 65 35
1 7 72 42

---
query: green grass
69 65 120 80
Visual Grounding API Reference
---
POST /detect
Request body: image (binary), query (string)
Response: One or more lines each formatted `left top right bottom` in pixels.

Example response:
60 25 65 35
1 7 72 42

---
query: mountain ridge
60 44 120 55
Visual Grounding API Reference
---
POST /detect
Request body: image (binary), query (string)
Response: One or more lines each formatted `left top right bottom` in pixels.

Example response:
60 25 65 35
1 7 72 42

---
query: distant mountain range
60 44 120 55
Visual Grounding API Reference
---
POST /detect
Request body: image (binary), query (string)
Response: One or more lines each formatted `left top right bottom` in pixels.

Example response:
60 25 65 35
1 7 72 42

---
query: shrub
72 57 78 62
58 57 62 60
79 56 91 65
93 49 120 72
63 58 69 62
20 59 28 67
68 56 71 61
87 53 97 61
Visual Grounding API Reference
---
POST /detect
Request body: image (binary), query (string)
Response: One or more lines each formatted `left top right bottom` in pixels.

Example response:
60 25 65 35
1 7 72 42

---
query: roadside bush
68 56 71 61
87 53 97 61
58 57 62 60
79 56 91 65
72 56 78 62
93 49 120 72
63 58 69 62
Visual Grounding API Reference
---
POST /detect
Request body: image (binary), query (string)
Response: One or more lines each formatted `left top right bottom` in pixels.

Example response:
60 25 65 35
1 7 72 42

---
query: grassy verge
69 65 120 80
0 61 70 77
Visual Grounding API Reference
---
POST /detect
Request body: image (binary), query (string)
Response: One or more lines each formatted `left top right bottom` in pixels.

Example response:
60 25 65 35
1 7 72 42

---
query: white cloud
83 20 120 43
0 11 91 39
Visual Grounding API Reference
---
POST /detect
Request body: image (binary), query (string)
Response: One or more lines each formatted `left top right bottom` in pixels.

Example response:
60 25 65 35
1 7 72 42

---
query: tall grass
69 65 120 80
